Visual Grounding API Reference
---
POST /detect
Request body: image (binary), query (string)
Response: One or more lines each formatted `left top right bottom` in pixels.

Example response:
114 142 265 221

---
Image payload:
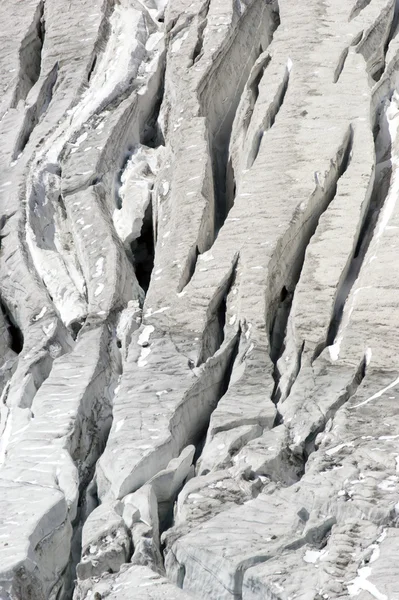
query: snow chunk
115 419 125 433
152 306 170 315
138 325 154 346
75 132 88 146
93 257 104 278
33 307 47 321
94 283 104 297
328 338 341 361
303 549 328 563
161 181 170 196
325 441 354 456
199 251 214 262
378 476 397 491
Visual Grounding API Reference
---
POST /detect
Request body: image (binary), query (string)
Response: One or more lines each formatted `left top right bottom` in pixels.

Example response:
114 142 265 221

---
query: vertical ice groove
329 91 399 362
10 0 45 108
269 125 353 396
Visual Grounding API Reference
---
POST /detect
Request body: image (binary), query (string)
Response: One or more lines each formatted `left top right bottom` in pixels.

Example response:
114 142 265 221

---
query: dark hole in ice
70 319 84 339
87 54 97 82
130 201 155 293
1 302 24 354
280 285 288 302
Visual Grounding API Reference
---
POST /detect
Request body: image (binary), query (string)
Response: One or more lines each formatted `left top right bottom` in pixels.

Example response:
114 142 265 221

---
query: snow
43 321 55 335
115 419 125 433
146 31 163 51
75 132 88 146
93 257 104 278
138 325 154 346
245 324 252 340
369 544 380 563
171 35 185 53
94 283 104 297
347 567 387 600
303 549 327 563
325 441 354 456
328 339 341 361
33 307 47 321
377 476 397 491
365 347 372 365
199 252 214 262
162 181 170 195
138 347 151 366
377 530 387 543
350 375 399 409
151 306 170 316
